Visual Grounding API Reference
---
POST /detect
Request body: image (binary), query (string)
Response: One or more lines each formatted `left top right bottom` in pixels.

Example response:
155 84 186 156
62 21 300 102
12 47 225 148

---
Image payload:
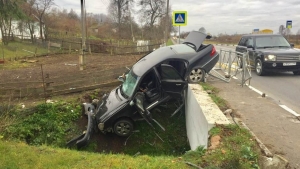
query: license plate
283 62 296 66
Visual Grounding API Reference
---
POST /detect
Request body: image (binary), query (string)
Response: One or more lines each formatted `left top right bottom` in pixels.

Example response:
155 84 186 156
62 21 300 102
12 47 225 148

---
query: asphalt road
214 45 300 116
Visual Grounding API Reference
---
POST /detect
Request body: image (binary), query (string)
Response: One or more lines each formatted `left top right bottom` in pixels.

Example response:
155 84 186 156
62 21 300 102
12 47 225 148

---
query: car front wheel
293 71 300 75
255 59 266 76
188 68 205 83
114 118 133 137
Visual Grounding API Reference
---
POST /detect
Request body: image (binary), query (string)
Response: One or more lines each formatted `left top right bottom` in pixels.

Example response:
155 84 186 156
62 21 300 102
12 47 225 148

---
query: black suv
236 34 300 76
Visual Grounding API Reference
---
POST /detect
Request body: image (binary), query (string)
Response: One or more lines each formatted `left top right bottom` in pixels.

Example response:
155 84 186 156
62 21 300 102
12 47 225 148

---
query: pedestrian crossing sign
172 11 187 26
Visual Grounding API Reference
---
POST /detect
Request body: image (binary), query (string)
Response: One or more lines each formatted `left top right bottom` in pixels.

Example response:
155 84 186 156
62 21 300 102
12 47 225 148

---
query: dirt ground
0 53 144 99
207 76 300 169
0 52 142 83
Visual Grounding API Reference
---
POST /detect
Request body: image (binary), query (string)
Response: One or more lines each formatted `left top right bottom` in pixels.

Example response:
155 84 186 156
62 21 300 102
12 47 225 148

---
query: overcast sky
55 0 300 35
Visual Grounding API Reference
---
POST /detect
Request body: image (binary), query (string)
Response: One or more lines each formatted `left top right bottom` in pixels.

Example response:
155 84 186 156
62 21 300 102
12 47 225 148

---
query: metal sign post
172 11 187 44
178 26 180 44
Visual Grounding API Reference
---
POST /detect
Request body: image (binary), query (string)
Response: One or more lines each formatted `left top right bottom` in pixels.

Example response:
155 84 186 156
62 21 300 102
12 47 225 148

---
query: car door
236 37 247 54
160 64 187 98
133 92 165 131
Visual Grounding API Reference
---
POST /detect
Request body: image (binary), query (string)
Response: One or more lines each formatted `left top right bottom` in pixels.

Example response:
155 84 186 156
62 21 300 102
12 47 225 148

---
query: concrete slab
185 84 230 150
189 84 230 126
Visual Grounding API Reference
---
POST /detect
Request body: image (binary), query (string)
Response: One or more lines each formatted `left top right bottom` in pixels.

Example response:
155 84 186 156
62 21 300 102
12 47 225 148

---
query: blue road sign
172 11 187 26
286 20 292 29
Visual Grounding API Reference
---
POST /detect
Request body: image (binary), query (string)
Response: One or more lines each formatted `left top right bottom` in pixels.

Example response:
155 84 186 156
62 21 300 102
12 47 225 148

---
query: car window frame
238 37 247 46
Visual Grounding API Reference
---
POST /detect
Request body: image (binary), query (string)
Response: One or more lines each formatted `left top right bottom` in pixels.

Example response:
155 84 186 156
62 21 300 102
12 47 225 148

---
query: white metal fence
208 48 252 87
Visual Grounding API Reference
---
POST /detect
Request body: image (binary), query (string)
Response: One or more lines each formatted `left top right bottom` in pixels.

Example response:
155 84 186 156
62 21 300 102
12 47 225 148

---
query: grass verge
1 41 49 60
183 124 260 169
0 140 188 169
167 39 174 46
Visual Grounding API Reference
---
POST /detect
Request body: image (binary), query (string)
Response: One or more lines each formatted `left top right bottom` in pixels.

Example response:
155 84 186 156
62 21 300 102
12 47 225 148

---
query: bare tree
68 9 79 20
138 0 165 31
0 0 24 44
279 25 285 35
108 0 133 39
34 0 54 41
21 0 38 43
199 27 206 34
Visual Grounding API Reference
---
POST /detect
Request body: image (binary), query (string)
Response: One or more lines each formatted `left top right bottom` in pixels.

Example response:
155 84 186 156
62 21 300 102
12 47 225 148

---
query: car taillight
210 46 216 57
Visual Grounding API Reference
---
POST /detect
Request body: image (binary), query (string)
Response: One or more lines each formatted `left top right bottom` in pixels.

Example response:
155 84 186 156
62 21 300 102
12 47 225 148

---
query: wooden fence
0 66 128 100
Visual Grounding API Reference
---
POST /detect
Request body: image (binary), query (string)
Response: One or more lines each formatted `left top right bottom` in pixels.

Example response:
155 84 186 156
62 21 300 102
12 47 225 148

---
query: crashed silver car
67 31 219 148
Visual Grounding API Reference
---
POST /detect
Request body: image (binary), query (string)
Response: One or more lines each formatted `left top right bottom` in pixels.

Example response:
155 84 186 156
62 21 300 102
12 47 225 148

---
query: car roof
132 44 197 76
242 34 282 37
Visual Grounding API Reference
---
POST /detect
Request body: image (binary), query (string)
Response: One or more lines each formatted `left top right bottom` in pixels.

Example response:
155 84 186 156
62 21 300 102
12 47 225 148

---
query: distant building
0 21 40 40
252 29 273 34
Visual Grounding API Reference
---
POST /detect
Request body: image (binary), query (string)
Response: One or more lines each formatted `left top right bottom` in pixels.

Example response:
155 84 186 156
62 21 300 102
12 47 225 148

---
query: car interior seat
145 81 159 102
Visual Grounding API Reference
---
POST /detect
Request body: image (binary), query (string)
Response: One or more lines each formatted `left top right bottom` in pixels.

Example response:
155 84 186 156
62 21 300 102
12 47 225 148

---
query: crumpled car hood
95 86 129 122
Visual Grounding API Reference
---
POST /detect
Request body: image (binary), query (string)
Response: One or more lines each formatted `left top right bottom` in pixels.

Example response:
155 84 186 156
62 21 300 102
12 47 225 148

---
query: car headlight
264 54 276 61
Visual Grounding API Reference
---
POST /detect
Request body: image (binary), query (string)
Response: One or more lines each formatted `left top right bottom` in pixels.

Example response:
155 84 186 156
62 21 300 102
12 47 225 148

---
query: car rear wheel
114 118 133 137
293 71 300 75
255 59 266 76
188 68 205 83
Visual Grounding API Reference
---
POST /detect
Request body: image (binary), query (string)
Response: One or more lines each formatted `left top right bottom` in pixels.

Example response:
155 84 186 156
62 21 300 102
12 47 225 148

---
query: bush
3 101 81 147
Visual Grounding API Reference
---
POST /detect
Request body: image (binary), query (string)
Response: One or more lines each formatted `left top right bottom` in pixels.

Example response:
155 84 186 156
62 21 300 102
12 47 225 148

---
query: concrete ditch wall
185 84 230 150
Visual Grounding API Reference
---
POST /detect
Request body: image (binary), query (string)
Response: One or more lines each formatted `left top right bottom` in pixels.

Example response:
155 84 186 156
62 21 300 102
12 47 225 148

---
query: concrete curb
239 121 273 157
228 115 289 168
214 44 237 47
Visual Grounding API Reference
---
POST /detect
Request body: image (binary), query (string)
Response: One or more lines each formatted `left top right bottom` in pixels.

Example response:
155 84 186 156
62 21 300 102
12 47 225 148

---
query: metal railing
208 48 252 87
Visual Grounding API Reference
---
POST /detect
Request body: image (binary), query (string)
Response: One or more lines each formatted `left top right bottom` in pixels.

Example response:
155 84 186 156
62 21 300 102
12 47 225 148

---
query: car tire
188 68 205 83
113 118 133 137
293 71 300 75
255 59 266 76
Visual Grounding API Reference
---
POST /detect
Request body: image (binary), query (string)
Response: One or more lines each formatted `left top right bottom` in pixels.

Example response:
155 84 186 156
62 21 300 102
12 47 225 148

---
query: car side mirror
118 73 126 82
118 76 125 82
290 43 294 48
130 100 135 106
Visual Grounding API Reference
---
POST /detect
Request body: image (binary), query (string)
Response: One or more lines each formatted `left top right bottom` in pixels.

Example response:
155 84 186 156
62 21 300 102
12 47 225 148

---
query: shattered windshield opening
255 36 290 48
121 70 139 98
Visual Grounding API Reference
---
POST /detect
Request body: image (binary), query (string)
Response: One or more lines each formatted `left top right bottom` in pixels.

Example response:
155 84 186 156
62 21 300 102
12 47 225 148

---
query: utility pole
127 1 134 42
164 0 170 45
80 0 86 70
